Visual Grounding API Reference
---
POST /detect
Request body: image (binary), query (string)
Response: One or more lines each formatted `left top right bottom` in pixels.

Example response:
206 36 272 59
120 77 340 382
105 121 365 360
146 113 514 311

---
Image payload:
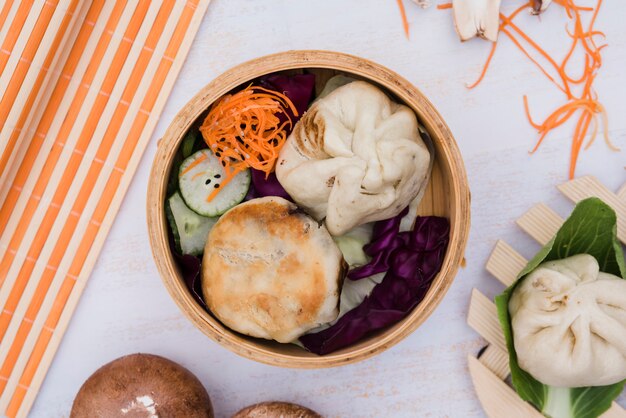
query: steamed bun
509 254 626 387
275 81 431 236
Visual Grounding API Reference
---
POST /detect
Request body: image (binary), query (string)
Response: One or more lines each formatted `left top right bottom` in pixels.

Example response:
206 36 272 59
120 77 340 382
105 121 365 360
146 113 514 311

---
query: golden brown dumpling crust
202 197 345 343
70 353 213 418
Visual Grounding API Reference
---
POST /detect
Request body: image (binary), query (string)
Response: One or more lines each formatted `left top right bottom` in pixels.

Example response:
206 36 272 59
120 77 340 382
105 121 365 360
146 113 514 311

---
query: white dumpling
510 254 626 387
275 81 431 236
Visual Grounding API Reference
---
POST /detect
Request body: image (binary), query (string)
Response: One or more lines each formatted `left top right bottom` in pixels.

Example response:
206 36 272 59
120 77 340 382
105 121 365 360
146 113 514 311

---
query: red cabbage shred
257 73 316 121
246 169 292 201
299 213 450 355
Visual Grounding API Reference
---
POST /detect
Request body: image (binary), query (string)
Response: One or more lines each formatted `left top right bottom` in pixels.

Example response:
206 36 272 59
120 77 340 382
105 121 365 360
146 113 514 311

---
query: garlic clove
411 0 431 8
452 0 502 42
531 0 552 15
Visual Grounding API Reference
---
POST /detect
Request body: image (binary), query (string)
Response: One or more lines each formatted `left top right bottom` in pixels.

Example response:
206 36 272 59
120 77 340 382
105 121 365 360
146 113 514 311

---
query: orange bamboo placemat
0 1 210 416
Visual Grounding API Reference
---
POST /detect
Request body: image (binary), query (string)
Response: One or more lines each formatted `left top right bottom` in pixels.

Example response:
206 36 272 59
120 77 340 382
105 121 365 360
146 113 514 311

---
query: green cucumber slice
181 131 198 158
166 192 217 256
179 149 250 217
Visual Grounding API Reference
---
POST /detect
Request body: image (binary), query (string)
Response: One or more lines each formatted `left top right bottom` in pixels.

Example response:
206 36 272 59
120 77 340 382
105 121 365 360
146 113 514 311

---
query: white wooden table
28 1 626 417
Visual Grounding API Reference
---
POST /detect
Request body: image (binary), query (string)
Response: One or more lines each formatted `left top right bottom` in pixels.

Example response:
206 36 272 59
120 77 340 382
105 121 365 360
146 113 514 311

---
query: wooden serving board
468 175 626 418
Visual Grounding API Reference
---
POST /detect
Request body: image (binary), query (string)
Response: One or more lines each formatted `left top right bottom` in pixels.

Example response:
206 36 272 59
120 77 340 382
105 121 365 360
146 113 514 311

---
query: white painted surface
29 1 626 417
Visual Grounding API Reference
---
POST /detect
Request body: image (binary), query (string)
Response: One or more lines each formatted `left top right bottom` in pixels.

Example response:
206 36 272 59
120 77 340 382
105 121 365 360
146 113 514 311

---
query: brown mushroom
232 402 322 418
71 353 213 418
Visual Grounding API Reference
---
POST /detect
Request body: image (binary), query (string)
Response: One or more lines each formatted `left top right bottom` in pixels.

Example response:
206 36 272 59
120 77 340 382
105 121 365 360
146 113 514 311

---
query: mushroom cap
71 353 213 418
232 402 322 418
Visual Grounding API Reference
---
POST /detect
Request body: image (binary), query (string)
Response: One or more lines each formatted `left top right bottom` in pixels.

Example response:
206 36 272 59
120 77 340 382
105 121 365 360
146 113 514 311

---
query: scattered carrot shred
199 85 298 202
181 153 207 176
466 41 497 89
458 0 615 179
437 3 453 9
396 0 410 39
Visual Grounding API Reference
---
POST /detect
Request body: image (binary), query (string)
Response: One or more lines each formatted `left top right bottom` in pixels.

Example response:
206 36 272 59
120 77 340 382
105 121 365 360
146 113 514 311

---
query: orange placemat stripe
0 0 141 346
0 0 174 384
0 1 76 184
0 0 210 416
0 0 122 256
0 1 35 77
0 0 88 221
0 1 15 31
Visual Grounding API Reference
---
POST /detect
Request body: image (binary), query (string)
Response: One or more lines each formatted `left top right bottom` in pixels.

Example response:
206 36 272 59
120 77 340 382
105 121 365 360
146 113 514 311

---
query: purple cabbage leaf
257 73 316 121
300 212 450 355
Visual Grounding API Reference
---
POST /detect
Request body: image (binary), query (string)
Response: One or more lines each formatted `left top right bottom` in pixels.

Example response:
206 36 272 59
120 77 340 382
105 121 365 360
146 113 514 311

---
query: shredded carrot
191 171 206 181
396 0 410 39
199 85 298 202
501 15 573 96
467 42 497 89
500 27 569 95
466 3 529 89
181 153 207 175
570 109 592 178
553 0 593 12
437 3 453 9
461 0 614 179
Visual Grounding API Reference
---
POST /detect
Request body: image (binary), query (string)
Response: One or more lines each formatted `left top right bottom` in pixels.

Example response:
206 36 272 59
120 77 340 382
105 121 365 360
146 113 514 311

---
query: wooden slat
471 354 625 417
0 1 80 187
0 1 38 79
603 404 626 418
0 1 46 164
485 240 527 287
2 1 190 413
468 289 506 352
0 0 138 354
0 0 92 395
479 344 510 380
618 183 626 202
558 176 626 244
0 0 89 221
469 356 544 418
0 0 18 36
516 203 563 246
0 1 143 408
15 7 211 415
0 0 120 259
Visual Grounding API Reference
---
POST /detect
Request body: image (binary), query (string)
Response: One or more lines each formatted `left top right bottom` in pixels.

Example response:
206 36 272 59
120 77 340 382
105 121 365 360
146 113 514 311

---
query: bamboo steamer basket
147 50 470 368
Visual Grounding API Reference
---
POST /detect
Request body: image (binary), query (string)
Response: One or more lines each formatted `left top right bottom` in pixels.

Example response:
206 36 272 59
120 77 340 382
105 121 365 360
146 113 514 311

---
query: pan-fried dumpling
509 254 626 387
201 197 346 343
275 81 431 236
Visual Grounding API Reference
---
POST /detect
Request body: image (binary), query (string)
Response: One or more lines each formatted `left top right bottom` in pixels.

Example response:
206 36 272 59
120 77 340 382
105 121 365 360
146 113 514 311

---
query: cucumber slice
181 130 201 158
179 149 250 217
167 192 217 256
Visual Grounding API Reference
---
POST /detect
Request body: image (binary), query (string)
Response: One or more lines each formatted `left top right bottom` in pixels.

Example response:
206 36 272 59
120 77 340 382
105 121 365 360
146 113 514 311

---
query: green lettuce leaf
333 223 374 268
495 197 626 418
